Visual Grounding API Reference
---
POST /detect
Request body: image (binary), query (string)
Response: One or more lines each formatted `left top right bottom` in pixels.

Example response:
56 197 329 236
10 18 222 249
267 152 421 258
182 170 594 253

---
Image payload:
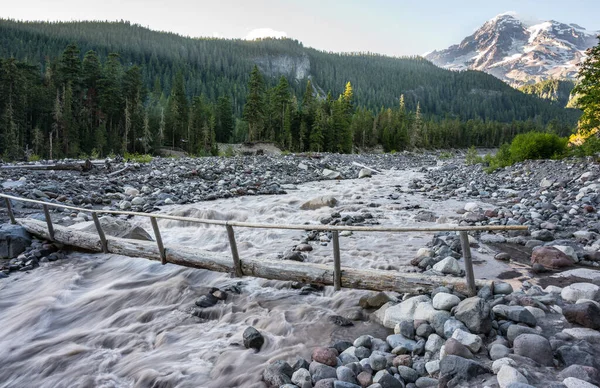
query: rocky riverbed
1 152 600 388
0 152 436 224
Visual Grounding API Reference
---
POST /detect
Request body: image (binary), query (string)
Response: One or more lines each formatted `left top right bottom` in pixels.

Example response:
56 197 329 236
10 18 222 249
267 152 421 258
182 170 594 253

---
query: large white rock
425 360 440 375
382 295 430 329
497 365 528 388
433 257 462 276
563 377 598 388
540 178 554 188
561 283 600 303
464 202 479 212
492 358 516 374
553 245 579 263
425 333 444 354
562 328 600 344
322 169 341 179
358 168 372 178
131 196 146 206
124 186 139 196
432 292 461 311
452 329 483 353
413 301 437 322
416 248 433 259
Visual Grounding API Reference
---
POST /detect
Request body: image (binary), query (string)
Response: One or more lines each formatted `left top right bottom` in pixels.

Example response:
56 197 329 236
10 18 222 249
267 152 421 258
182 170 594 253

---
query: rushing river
0 167 508 388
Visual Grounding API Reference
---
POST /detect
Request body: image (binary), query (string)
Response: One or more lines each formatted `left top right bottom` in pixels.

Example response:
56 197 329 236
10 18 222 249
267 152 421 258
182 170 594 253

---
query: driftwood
17 218 493 294
1 160 97 171
107 165 130 177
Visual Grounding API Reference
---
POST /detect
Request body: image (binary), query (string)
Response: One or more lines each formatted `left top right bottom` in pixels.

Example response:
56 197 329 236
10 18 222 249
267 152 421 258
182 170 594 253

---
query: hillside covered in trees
519 79 576 108
0 19 582 160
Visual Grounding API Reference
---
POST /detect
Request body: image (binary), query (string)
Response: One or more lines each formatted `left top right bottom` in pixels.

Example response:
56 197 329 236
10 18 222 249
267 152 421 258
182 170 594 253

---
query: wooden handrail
0 193 528 232
1 192 527 294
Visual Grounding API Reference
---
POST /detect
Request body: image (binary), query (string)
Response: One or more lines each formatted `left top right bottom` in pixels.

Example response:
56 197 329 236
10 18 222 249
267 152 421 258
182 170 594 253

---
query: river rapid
0 166 504 388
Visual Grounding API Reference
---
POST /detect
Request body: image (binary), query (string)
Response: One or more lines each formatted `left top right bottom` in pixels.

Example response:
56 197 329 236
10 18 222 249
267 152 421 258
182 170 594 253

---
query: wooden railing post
4 198 16 224
42 204 55 241
332 231 342 291
459 231 476 296
150 217 167 265
226 223 243 277
91 213 109 253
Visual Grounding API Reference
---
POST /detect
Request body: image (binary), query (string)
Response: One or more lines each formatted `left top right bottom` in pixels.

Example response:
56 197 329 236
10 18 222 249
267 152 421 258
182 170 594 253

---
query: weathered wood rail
1 193 528 295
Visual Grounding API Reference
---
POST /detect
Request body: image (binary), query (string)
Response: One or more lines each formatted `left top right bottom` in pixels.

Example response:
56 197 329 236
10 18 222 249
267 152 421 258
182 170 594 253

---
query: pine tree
94 122 107 157
141 110 152 154
58 44 81 87
99 53 123 150
2 99 20 160
166 71 188 149
310 106 325 152
573 36 600 136
216 95 234 142
410 102 423 148
124 99 131 153
243 65 265 142
32 126 43 156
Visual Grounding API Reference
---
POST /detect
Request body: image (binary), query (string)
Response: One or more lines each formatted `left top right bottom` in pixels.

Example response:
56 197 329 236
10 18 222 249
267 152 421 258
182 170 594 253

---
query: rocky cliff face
254 54 311 81
425 13 599 86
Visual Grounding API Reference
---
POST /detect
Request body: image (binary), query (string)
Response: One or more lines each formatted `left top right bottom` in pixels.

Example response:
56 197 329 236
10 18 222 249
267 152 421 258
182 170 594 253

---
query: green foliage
465 146 482 165
124 152 152 163
28 154 41 162
484 143 512 173
573 36 600 133
519 79 575 107
484 132 568 172
219 145 235 157
508 132 568 161
570 135 600 157
439 151 453 160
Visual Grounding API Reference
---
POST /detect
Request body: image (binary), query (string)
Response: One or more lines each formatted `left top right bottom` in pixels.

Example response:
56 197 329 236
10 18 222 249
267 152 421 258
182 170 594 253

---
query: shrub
219 145 235 157
28 154 41 162
439 151 453 160
508 132 567 162
571 133 600 157
124 152 153 163
485 143 512 173
483 132 568 173
465 146 483 165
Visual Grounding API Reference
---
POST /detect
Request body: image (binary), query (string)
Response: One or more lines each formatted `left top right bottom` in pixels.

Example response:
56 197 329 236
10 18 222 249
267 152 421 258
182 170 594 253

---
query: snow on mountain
425 13 599 86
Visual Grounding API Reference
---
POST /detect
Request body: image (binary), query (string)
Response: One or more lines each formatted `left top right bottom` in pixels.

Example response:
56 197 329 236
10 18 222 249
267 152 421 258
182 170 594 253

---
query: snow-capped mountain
425 13 599 85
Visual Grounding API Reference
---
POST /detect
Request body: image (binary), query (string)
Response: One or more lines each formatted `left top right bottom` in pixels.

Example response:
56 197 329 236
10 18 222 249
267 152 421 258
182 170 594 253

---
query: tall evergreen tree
243 65 265 142
215 95 234 142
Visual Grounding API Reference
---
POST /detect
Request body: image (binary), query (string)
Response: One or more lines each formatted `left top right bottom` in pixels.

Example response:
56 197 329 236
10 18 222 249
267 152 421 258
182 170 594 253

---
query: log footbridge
1 193 527 296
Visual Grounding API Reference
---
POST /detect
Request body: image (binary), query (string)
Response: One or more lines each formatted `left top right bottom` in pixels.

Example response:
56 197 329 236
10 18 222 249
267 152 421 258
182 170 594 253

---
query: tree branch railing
0 193 528 296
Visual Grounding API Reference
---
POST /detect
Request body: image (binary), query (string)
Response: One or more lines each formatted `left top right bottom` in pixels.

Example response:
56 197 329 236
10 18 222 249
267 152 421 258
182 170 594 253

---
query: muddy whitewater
0 167 511 388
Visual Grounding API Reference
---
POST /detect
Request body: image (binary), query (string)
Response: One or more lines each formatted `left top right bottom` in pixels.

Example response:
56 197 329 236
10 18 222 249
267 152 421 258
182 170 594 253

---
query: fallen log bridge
17 218 495 295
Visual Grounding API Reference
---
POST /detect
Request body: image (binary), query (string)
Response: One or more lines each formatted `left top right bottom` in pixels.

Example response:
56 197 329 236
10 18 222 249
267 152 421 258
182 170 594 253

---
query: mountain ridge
425 13 599 86
0 18 580 125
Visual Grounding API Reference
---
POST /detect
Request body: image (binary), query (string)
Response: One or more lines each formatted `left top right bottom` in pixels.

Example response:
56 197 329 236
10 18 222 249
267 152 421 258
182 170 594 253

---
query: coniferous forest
0 19 582 160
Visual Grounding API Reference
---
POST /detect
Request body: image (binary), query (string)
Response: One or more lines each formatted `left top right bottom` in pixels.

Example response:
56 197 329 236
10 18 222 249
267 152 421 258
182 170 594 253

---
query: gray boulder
454 297 492 334
439 355 489 387
0 224 32 259
492 305 537 326
513 334 554 366
73 216 153 241
263 360 293 387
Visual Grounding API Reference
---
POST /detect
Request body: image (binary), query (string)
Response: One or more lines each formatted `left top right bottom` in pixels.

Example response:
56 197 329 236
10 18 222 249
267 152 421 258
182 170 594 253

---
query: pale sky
1 0 599 56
